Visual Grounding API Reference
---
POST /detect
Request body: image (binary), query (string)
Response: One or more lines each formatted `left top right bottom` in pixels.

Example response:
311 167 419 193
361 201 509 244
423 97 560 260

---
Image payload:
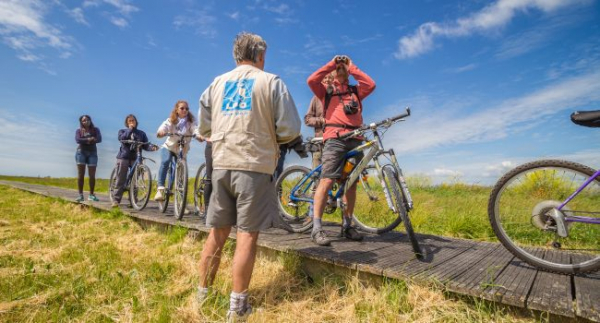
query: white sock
229 291 248 312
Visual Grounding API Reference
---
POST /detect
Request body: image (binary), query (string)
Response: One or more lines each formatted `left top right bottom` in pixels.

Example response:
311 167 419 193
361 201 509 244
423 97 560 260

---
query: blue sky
1 0 599 184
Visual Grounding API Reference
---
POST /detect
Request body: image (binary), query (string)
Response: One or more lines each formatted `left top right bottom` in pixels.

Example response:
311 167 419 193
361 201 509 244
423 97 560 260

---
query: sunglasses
178 107 189 111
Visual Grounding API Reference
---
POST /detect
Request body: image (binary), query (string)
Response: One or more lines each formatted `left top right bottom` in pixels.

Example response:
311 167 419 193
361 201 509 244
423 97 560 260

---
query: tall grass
0 185 541 322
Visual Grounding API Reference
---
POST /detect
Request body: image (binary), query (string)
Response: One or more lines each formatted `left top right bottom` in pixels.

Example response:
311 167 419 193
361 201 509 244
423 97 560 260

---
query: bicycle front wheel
352 165 403 234
109 167 117 203
158 171 171 213
129 165 152 211
275 165 314 233
174 160 188 220
193 163 207 217
488 159 600 274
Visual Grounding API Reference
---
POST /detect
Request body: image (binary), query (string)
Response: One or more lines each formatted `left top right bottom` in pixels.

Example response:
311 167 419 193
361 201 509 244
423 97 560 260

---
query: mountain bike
158 133 195 219
193 162 208 217
109 140 156 210
276 108 421 256
488 111 600 274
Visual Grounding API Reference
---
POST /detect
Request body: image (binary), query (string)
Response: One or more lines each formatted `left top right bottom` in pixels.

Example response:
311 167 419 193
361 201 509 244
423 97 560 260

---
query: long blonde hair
169 100 195 124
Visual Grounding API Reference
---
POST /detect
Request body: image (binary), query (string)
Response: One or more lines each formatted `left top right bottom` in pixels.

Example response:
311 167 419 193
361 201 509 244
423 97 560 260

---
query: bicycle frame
289 129 413 214
558 168 600 225
122 142 155 188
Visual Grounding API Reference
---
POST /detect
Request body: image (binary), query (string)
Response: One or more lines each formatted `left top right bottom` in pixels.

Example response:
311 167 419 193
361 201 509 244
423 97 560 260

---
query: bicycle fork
387 149 414 211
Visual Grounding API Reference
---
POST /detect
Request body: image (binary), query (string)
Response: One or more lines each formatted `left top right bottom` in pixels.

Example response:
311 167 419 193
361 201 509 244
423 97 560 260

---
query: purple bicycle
488 110 600 274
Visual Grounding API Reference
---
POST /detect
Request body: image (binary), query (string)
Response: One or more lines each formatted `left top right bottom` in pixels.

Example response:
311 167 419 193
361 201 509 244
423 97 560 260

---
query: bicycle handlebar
337 107 411 140
164 133 196 138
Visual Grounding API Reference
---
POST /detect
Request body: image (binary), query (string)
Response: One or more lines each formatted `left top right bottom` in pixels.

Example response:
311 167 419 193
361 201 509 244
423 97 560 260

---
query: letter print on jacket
222 79 255 114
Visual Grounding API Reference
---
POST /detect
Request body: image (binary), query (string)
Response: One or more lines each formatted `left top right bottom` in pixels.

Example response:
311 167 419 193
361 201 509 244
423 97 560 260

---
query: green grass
0 184 547 322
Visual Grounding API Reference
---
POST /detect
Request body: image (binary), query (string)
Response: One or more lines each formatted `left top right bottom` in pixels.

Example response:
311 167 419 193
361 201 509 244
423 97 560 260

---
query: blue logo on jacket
222 79 255 112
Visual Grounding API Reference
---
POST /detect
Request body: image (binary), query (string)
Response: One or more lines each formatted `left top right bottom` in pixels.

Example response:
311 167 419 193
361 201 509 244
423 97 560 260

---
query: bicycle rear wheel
488 159 600 274
193 163 207 216
275 165 314 233
174 159 188 220
129 165 152 211
109 167 118 203
352 165 403 234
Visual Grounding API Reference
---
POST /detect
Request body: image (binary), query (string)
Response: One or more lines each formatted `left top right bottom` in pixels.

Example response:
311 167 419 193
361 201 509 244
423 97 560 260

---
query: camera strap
322 84 360 131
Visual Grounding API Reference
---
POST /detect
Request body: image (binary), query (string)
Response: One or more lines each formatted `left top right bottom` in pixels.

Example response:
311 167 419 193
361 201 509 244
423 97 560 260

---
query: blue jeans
158 148 177 187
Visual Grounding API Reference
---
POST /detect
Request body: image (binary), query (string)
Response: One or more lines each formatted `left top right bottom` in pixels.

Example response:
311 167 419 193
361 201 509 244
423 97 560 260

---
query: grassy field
0 175 496 242
0 185 544 322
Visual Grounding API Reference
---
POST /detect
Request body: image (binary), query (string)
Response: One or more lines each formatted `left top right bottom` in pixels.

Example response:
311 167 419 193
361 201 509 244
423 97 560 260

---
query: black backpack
322 84 360 131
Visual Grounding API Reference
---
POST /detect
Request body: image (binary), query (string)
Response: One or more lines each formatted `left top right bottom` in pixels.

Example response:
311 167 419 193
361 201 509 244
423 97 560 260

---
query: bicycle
157 133 195 219
109 140 156 210
488 111 600 274
276 107 422 256
193 162 208 217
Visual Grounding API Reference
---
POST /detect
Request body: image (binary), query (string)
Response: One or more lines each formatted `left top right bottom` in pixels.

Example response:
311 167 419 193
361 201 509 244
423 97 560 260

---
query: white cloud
395 0 588 59
109 16 128 28
81 0 139 28
445 63 477 73
227 11 240 21
174 10 217 39
68 7 89 26
304 35 335 57
386 68 600 154
433 168 463 177
0 0 74 64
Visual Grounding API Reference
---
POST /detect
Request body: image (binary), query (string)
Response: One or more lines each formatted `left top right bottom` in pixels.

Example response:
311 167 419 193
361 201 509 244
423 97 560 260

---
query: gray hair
232 32 267 63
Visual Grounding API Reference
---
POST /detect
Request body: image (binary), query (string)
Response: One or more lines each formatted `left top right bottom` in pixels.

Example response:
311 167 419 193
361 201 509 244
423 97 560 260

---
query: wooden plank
526 249 573 317
447 245 513 298
480 250 538 308
572 254 600 322
416 241 500 283
382 235 474 281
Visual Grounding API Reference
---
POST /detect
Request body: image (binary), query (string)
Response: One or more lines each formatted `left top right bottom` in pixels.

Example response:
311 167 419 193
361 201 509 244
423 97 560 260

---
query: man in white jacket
196 32 301 322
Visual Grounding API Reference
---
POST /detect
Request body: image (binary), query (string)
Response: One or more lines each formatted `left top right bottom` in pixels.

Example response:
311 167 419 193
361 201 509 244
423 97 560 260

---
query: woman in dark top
112 114 157 207
75 115 102 202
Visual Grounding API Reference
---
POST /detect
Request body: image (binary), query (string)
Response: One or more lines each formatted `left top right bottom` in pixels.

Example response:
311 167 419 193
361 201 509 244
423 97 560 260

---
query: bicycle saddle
571 110 600 127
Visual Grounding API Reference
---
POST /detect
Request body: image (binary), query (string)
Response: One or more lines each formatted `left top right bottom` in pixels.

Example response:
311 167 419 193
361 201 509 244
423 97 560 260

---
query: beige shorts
206 169 277 232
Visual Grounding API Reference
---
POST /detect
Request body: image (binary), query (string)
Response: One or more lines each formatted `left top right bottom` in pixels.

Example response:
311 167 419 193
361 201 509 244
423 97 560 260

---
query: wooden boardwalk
2 180 599 322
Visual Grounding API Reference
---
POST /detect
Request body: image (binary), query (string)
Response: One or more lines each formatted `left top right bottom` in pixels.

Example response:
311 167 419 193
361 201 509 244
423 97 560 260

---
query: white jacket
199 64 301 174
157 118 198 155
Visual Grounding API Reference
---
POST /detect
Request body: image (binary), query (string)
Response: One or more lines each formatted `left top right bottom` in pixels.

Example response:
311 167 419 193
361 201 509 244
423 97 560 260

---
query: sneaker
196 286 210 305
111 201 119 208
154 188 165 201
342 226 364 241
88 194 99 202
311 229 331 246
226 304 252 323
75 195 84 202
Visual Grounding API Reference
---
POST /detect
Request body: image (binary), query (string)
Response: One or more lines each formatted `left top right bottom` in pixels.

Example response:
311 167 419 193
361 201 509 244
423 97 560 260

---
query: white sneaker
154 187 165 201
196 286 209 304
226 305 252 323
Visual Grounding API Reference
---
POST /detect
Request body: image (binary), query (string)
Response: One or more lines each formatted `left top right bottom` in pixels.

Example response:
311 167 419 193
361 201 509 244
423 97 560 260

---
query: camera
343 100 359 115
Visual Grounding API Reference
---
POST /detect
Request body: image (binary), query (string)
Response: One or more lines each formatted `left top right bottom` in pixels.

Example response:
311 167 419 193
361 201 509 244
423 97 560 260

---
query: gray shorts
206 169 277 232
321 138 364 179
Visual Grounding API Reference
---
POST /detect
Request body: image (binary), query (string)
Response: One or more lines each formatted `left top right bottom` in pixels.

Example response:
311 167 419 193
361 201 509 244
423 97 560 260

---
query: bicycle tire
158 171 171 213
193 163 207 216
174 159 188 220
129 165 152 211
352 165 404 234
109 167 118 203
383 167 421 256
275 165 314 233
488 159 600 274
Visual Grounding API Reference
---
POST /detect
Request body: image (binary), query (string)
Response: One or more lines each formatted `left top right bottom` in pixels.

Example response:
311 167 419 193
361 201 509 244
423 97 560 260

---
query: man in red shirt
306 55 376 246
